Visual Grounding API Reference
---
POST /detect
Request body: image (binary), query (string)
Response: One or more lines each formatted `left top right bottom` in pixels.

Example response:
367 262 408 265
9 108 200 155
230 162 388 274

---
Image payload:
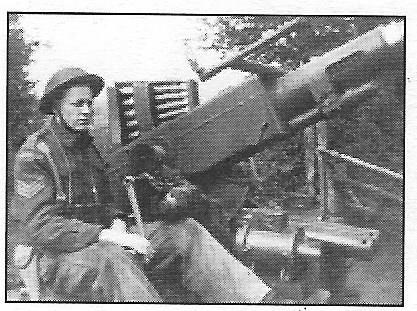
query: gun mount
104 18 403 302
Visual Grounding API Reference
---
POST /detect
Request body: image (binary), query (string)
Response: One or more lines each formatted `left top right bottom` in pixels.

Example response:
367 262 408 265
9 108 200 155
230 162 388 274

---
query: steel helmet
39 67 104 114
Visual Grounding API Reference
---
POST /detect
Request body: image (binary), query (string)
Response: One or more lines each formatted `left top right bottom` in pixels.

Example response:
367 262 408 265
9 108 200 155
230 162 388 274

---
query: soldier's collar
51 117 93 149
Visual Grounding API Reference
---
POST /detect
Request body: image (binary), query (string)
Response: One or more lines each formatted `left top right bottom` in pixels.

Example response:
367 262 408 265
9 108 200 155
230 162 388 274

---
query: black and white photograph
5 8 406 307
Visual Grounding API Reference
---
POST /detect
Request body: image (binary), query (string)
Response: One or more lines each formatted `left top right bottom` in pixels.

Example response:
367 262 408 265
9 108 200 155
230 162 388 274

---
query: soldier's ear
49 99 59 117
53 110 63 125
51 88 68 112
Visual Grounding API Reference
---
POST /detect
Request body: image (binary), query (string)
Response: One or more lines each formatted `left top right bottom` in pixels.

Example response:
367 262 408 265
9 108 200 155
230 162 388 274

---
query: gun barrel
288 81 379 129
109 22 403 176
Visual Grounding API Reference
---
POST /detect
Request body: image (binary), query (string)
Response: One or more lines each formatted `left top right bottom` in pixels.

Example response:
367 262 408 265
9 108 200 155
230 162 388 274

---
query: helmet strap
54 112 83 135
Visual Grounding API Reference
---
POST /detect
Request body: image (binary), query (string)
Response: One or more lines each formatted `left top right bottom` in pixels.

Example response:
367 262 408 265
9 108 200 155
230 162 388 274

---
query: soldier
11 67 278 302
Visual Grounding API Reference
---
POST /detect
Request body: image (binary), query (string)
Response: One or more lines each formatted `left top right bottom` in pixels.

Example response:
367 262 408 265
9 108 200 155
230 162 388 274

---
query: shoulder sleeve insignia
17 151 44 161
36 141 51 155
15 177 45 198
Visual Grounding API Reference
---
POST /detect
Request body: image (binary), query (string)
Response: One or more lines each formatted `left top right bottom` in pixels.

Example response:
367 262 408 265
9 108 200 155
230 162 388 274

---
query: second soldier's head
39 67 104 132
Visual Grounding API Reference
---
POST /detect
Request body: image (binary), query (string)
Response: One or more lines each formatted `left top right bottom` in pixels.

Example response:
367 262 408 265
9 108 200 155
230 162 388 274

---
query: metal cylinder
304 230 375 251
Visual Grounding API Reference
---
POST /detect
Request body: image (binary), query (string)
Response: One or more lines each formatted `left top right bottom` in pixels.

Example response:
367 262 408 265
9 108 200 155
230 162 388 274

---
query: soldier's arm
11 148 103 253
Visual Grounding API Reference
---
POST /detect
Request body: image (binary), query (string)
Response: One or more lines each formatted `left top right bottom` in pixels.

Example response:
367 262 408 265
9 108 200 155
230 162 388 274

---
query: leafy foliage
7 14 44 202
8 14 41 151
328 69 404 173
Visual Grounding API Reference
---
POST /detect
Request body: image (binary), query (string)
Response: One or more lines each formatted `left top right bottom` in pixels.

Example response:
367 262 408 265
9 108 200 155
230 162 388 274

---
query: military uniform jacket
11 117 126 253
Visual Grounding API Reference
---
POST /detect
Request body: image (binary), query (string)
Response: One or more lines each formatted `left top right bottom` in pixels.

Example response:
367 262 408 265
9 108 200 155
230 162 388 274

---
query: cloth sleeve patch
17 151 44 161
15 176 46 198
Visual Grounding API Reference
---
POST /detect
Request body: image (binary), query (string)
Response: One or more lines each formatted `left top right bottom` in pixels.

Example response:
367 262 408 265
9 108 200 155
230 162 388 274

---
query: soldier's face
58 85 94 131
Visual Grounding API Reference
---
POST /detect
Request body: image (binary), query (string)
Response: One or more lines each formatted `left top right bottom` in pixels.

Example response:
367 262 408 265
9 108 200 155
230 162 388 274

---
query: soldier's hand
159 185 198 210
110 218 128 232
99 226 151 255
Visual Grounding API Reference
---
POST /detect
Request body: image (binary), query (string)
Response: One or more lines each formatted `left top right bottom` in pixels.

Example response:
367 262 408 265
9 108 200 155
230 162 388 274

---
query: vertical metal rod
248 157 262 187
325 160 337 215
304 125 316 197
124 176 145 236
316 121 329 219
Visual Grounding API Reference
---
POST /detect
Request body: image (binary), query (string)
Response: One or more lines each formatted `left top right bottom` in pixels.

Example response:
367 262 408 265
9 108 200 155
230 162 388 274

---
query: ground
6 190 403 304
345 196 403 305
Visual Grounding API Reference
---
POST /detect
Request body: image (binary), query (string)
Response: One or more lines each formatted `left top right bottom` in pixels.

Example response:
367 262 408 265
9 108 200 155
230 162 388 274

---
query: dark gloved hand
158 184 201 222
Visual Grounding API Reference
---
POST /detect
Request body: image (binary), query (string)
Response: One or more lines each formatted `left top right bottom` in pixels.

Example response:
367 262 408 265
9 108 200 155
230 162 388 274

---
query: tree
8 14 41 152
7 14 43 290
8 14 43 189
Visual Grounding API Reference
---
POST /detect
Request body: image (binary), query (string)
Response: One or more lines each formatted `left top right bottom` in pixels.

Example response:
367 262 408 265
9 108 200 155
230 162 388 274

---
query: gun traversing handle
124 176 145 237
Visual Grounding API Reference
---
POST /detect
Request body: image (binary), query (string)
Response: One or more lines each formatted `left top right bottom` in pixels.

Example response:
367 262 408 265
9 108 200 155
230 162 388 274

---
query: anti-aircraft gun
105 17 404 302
